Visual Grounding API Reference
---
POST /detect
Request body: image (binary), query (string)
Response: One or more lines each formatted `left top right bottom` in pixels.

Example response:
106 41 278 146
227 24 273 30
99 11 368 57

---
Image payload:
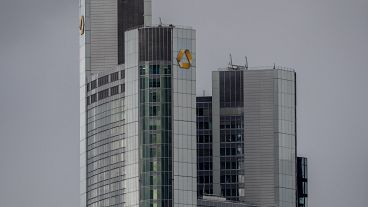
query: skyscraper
80 0 151 206
197 65 297 207
80 1 197 207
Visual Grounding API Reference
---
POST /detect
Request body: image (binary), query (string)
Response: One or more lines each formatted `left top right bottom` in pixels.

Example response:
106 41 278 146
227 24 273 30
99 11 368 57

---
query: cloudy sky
0 0 367 206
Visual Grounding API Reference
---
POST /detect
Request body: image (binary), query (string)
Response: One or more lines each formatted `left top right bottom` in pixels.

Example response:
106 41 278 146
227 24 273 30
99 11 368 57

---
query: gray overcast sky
0 0 367 206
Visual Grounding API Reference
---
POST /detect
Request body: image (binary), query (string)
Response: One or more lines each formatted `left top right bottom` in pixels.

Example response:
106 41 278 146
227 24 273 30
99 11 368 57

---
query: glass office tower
80 0 197 207
197 65 297 207
124 26 197 207
85 66 126 207
241 68 296 207
79 1 151 206
81 24 196 207
211 68 246 201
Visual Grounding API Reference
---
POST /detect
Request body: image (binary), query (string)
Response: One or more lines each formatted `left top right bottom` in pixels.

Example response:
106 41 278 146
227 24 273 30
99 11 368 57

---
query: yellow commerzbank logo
80 16 85 35
176 49 192 69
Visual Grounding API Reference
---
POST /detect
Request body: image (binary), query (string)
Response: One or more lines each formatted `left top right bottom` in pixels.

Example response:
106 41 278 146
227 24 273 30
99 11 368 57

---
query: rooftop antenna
245 56 249 70
273 63 276 69
159 17 163 25
229 53 233 66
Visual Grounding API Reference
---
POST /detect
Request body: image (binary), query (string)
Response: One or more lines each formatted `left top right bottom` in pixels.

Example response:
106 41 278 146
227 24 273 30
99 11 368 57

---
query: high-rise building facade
197 65 297 207
124 26 197 207
196 96 213 196
80 1 306 207
80 1 197 207
79 0 151 205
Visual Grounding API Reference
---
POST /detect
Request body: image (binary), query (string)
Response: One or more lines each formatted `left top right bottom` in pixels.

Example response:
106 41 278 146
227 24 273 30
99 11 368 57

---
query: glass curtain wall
138 27 173 207
196 97 213 197
218 71 245 201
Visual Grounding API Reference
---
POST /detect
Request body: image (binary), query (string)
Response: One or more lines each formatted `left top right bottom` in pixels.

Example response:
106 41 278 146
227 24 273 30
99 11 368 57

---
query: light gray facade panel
242 69 296 207
211 72 221 196
172 27 197 207
243 70 277 206
88 0 118 73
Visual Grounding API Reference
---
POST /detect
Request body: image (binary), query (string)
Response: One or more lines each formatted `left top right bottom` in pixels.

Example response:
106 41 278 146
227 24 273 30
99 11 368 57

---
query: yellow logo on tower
176 49 192 69
80 16 85 35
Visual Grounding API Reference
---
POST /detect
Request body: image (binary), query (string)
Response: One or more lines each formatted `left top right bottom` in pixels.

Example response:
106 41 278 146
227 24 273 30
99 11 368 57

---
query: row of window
221 187 241 199
87 181 123 199
140 172 173 186
198 162 212 171
140 65 172 75
221 161 241 170
220 175 239 183
87 154 123 173
140 77 172 89
141 159 173 173
197 148 212 157
88 195 123 207
87 71 125 91
220 132 243 143
197 135 212 143
87 126 124 147
197 186 213 196
198 175 213 184
87 167 123 186
87 140 123 158
220 147 244 156
197 107 211 117
141 145 172 158
87 84 125 105
197 122 211 129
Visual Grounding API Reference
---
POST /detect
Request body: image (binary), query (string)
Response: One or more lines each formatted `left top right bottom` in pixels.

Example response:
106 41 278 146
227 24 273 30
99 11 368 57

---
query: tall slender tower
197 66 297 207
79 1 197 207
79 0 150 206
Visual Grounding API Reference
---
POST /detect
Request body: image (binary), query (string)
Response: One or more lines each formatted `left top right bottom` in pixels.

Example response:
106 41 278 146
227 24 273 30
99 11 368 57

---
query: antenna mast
245 56 249 70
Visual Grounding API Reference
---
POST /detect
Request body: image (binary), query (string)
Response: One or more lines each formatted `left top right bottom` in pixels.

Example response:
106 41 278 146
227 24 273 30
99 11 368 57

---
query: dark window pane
111 85 119 96
90 80 97 90
98 89 109 100
98 75 109 87
118 0 144 64
111 72 119 82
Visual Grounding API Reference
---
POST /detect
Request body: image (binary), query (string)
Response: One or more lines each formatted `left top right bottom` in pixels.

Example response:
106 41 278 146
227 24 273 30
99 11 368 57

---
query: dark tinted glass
118 0 144 64
139 27 172 62
98 75 109 87
220 71 244 108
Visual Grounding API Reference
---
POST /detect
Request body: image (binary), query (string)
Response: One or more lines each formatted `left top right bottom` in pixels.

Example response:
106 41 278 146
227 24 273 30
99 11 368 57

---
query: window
90 80 97 90
98 75 109 86
149 91 159 102
149 65 160 74
120 70 125 79
91 94 97 103
98 89 109 100
149 78 160 88
163 66 171 75
111 72 119 82
121 84 125 93
149 106 159 116
111 85 119 96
